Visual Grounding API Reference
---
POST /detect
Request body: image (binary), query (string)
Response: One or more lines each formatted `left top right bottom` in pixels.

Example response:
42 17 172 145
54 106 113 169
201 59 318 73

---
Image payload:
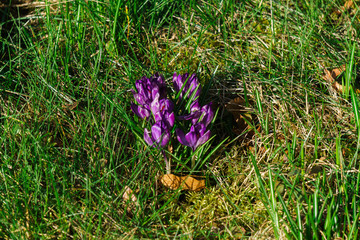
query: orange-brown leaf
333 0 353 15
342 0 353 11
160 174 205 191
180 176 205 191
160 174 181 190
322 65 346 94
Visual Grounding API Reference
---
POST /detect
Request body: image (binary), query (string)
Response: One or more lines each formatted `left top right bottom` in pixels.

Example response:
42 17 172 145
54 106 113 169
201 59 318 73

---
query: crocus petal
135 80 143 94
151 86 160 101
132 93 143 105
195 130 211 150
201 102 214 126
131 103 150 119
187 74 198 91
190 101 200 112
192 102 214 126
184 74 201 99
178 100 201 121
130 102 140 116
173 72 189 96
133 74 168 106
151 98 175 125
151 72 165 86
144 128 154 146
178 111 201 121
150 100 159 114
151 123 163 143
163 99 174 111
173 73 180 92
152 73 167 98
185 126 198 151
135 77 148 96
150 122 170 148
176 128 189 146
167 112 175 127
160 128 170 148
138 106 151 119
193 122 206 134
161 99 174 114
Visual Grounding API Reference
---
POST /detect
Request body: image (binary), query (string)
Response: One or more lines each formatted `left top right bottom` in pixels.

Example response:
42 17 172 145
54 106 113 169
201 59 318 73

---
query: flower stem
162 150 171 174
191 154 197 170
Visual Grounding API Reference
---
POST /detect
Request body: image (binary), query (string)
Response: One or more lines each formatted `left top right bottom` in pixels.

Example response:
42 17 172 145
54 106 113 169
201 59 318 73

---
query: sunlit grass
1 0 360 238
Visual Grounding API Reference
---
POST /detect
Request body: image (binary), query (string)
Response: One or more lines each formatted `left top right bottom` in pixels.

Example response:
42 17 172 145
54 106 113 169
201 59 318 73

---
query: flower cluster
173 73 213 152
131 73 174 148
131 72 214 152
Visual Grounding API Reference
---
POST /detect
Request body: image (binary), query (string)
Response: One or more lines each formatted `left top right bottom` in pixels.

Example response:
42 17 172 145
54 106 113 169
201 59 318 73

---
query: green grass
1 0 360 238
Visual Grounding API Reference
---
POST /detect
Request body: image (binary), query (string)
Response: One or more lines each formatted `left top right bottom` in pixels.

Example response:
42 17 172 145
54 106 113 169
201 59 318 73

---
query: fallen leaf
340 0 354 12
322 65 346 94
122 186 138 203
225 97 253 135
160 174 181 190
181 175 206 191
333 0 353 15
160 174 205 191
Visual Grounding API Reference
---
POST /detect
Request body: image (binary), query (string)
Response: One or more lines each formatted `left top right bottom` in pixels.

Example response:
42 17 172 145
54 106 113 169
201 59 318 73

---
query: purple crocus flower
131 73 167 119
175 123 211 151
178 101 214 127
150 97 175 128
130 102 151 119
149 73 167 99
144 121 171 148
132 76 157 105
195 102 214 127
178 100 201 121
173 73 201 100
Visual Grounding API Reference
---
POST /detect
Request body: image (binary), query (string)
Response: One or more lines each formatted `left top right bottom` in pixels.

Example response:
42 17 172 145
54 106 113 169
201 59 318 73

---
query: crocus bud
173 73 201 100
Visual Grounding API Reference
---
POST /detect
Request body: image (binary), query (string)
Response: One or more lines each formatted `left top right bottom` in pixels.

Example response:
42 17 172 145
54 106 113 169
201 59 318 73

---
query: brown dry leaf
225 97 253 135
160 174 205 191
333 0 354 15
181 176 206 191
341 0 354 11
122 186 138 203
322 65 346 94
160 174 181 190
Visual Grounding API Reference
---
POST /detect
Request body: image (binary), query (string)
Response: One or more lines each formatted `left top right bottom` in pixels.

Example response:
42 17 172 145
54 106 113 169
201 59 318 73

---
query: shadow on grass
1 0 33 90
